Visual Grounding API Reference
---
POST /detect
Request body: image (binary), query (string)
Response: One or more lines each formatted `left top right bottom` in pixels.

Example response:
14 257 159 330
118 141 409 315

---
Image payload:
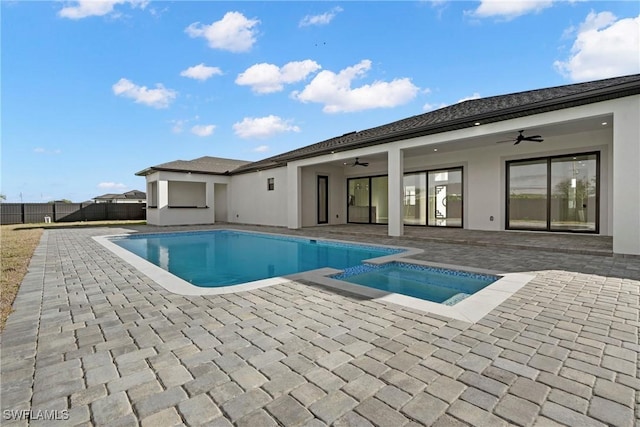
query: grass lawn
0 220 145 331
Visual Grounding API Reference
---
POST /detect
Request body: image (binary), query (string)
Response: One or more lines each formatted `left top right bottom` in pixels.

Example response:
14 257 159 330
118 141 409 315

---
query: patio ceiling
307 113 613 170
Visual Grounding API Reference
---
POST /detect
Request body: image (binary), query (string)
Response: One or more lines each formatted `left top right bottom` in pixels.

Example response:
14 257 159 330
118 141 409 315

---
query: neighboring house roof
231 73 640 174
135 156 251 176
94 190 146 201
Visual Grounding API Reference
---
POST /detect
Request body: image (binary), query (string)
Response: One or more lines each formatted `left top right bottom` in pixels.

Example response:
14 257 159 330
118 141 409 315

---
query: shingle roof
231 74 640 174
94 190 146 200
136 156 251 176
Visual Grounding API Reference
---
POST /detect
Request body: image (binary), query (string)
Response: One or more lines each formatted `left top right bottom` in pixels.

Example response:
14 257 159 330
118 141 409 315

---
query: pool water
111 230 402 287
332 262 498 305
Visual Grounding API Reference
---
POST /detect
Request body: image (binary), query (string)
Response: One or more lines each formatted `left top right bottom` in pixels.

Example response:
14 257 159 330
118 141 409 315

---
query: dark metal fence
0 203 146 225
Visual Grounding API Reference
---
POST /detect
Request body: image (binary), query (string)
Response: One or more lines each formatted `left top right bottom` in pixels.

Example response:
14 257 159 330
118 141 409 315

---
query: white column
388 147 404 237
157 179 169 226
208 180 216 223
612 96 640 255
158 180 169 208
287 163 302 229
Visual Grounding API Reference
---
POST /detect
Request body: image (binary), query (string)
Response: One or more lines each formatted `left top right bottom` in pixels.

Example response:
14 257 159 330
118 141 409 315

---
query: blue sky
2 1 638 203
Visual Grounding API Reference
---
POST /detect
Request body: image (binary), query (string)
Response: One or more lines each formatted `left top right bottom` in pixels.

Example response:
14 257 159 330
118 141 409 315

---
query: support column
158 180 169 208
157 179 169 226
612 97 640 255
287 164 302 229
388 147 404 237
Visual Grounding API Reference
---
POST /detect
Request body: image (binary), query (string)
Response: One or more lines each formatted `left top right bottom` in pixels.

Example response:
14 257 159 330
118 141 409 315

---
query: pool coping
93 229 533 322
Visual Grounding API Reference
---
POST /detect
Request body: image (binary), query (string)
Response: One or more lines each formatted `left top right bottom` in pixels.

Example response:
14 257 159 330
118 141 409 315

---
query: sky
1 1 639 203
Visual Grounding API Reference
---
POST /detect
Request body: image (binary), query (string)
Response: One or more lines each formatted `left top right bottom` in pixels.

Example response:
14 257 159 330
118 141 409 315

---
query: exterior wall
612 96 640 255
228 167 288 227
400 127 612 235
301 165 346 227
143 171 230 226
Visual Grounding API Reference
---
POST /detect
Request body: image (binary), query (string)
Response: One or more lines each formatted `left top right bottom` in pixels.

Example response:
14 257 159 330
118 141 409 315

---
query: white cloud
112 78 177 108
185 11 260 53
468 0 554 20
170 119 187 134
291 60 420 113
98 182 128 190
457 92 481 103
423 102 448 112
233 115 300 139
180 64 223 81
58 0 148 19
554 12 640 81
170 116 201 133
299 6 343 27
236 60 321 94
191 125 216 137
253 145 269 152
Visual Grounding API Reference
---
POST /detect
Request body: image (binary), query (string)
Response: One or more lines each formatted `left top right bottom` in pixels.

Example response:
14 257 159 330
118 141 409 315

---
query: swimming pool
96 229 534 321
110 230 404 287
331 262 498 305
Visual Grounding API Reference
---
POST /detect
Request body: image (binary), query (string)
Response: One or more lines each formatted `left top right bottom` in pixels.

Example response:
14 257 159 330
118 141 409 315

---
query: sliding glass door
428 169 462 227
403 173 427 225
402 168 463 227
348 178 370 223
507 160 548 230
550 154 598 231
507 152 598 232
371 176 388 224
349 168 462 227
347 176 388 224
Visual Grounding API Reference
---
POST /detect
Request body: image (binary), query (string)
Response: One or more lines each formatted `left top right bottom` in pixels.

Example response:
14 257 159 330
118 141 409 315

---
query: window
506 152 599 232
318 176 328 224
267 178 275 191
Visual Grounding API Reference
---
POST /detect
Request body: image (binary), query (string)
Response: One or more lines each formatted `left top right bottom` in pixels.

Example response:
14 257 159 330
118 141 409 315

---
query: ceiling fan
496 130 544 145
347 157 369 167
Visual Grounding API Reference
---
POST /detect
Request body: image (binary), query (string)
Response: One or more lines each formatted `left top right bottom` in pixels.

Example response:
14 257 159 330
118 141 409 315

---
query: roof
231 73 640 174
94 190 146 200
135 156 251 176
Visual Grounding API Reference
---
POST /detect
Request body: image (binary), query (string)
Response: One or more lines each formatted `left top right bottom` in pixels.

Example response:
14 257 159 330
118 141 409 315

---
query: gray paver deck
1 224 639 426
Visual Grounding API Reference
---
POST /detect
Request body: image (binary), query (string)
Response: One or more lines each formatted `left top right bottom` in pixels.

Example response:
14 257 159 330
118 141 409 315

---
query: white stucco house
136 74 640 256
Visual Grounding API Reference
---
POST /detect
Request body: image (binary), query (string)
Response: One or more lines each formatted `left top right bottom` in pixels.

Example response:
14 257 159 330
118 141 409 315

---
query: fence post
21 203 25 224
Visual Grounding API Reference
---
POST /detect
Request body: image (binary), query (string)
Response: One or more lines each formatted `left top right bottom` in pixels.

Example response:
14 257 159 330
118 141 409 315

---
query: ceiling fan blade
524 135 542 139
496 139 515 144
361 163 369 167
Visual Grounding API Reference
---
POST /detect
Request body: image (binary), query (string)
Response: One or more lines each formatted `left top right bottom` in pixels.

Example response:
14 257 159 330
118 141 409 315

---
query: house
136 74 640 256
94 190 146 204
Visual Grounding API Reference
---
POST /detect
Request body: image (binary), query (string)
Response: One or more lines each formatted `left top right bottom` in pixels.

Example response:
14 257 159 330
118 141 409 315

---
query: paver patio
1 224 638 426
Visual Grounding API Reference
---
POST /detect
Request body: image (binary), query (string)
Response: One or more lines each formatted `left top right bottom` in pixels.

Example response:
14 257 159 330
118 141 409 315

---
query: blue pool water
332 262 498 305
111 230 402 287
